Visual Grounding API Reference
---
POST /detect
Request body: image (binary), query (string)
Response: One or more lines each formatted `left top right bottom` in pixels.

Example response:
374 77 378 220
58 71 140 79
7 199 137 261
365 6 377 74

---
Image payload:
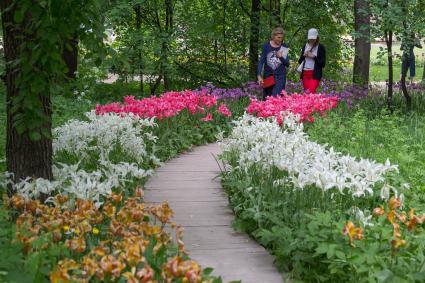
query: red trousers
302 70 320 94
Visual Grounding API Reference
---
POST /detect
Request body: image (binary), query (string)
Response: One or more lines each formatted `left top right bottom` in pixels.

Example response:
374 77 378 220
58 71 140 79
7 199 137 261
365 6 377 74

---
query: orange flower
103 203 116 218
135 187 144 198
388 197 401 211
124 243 142 267
93 246 107 257
100 255 126 279
55 195 69 205
373 206 385 216
49 267 70 283
9 195 25 209
50 259 80 283
136 266 154 282
65 236 86 253
343 221 363 246
110 192 124 204
53 229 62 242
387 209 396 224
392 223 402 239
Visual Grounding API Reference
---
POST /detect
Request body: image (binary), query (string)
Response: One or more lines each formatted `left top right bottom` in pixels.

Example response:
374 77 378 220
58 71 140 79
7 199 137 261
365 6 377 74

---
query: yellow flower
343 221 363 246
63 225 70 232
92 227 100 235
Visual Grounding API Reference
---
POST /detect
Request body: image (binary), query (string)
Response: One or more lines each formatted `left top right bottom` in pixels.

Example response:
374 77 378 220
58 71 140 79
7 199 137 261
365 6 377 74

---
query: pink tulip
96 91 223 120
201 113 213 122
218 103 232 117
247 93 338 123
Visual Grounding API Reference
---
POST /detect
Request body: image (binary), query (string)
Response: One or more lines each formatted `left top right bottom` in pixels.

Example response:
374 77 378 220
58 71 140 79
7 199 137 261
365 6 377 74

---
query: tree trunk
353 0 371 87
249 0 261 80
134 4 144 95
385 30 394 110
272 0 281 26
214 39 219 64
401 55 411 110
282 0 289 28
222 0 228 70
400 2 411 110
268 0 272 28
162 0 173 90
423 62 425 82
1 0 53 194
62 33 78 80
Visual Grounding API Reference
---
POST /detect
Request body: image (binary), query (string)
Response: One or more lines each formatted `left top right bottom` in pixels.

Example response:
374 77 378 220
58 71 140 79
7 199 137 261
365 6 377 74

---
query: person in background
401 33 422 84
298 28 326 93
257 27 290 100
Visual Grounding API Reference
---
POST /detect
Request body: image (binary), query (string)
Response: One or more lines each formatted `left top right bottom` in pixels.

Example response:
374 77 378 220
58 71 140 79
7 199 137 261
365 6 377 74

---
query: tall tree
400 1 412 110
134 4 144 95
1 0 53 191
162 0 173 90
249 0 261 80
1 0 105 195
353 0 371 87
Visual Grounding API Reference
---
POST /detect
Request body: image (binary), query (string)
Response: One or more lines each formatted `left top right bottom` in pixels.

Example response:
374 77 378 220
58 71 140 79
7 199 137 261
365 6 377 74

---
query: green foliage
97 0 355 91
0 201 34 283
3 0 106 140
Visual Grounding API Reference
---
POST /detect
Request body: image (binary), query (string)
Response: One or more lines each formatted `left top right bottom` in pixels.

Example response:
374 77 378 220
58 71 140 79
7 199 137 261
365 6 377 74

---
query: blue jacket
257 42 290 78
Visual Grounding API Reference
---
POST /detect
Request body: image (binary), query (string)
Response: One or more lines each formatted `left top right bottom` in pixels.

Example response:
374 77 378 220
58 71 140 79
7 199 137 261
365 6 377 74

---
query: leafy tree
1 0 105 194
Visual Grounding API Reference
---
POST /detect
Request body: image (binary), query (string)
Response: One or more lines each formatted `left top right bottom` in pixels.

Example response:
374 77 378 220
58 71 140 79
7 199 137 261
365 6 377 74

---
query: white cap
308 28 318 40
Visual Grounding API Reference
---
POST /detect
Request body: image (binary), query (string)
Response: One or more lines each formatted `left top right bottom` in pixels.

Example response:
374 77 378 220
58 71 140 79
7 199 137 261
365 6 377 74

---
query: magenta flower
201 113 213 122
218 103 232 117
246 93 338 123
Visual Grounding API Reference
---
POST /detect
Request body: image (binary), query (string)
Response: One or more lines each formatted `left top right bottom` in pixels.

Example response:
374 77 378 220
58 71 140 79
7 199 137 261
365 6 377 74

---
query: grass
370 64 424 82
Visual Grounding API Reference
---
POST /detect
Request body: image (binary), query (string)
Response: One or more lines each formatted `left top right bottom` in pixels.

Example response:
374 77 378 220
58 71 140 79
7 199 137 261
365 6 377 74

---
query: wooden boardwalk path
145 143 283 283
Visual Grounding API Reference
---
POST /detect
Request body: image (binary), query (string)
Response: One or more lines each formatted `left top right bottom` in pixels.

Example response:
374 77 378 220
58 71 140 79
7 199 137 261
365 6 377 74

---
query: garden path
145 143 284 283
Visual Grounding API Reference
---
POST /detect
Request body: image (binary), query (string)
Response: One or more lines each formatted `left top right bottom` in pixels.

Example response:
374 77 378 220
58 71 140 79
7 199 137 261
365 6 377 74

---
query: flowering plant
246 94 338 123
8 191 218 283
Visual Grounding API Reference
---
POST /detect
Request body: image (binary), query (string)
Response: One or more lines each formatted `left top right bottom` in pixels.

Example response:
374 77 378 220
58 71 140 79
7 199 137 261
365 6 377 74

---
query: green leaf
375 269 394 282
202 267 214 276
335 250 346 260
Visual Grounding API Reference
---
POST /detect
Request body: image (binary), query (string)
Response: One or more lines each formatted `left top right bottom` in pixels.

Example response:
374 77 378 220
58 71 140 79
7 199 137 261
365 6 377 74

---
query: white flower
7 112 160 206
221 114 402 199
380 183 390 200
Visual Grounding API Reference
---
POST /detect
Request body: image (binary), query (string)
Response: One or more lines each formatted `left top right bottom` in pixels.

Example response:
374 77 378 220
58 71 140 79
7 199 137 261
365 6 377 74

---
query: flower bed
246 94 338 123
9 191 218 283
218 112 425 282
1 89 245 282
95 91 232 120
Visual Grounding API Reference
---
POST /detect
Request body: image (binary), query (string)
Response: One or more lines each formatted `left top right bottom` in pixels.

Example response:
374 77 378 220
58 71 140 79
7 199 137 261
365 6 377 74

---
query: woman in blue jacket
257 27 290 100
